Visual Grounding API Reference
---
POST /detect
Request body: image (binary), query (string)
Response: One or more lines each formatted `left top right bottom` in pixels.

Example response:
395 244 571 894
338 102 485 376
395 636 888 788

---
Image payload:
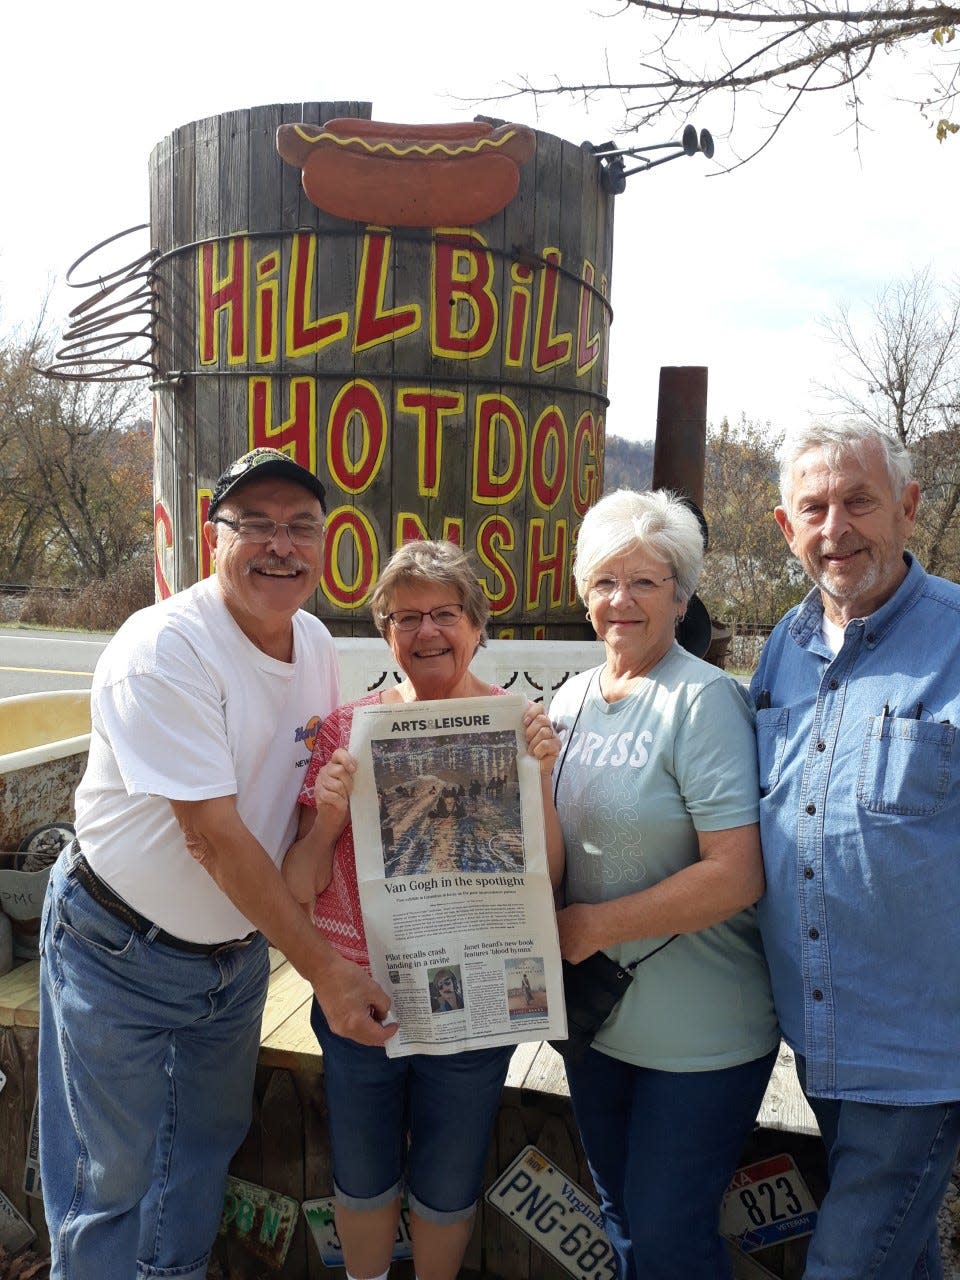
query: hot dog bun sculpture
276 118 536 227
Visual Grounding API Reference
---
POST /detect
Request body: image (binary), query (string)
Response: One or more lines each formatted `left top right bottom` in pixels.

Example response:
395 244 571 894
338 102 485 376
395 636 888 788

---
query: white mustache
245 555 311 575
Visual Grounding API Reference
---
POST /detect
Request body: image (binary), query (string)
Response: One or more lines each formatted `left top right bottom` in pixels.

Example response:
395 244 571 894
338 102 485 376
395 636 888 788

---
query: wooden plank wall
149 101 372 597
0 965 47 1257
209 1058 824 1280
148 104 615 638
0 1014 822 1277
209 1060 595 1280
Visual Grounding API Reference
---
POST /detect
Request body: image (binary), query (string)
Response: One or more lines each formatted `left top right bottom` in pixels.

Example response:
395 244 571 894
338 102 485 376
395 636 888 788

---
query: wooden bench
0 955 821 1279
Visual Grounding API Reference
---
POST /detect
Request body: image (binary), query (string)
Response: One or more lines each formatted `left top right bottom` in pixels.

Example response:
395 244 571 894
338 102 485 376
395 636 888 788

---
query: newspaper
349 693 567 1057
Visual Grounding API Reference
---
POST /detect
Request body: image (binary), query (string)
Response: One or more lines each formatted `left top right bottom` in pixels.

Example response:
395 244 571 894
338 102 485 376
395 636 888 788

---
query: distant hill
603 434 654 492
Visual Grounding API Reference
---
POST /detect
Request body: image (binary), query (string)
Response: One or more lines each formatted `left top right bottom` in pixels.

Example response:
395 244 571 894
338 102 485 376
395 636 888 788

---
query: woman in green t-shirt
551 488 778 1280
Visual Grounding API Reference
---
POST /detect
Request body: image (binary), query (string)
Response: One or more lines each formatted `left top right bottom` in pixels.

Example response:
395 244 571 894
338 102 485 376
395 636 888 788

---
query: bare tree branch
488 2 960 166
820 267 960 576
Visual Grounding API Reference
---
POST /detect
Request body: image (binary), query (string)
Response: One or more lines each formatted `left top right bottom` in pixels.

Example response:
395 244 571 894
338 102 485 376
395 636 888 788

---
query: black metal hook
594 125 715 193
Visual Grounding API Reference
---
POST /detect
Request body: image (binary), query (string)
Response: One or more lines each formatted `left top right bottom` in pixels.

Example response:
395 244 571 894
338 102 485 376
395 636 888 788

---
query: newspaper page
349 693 567 1058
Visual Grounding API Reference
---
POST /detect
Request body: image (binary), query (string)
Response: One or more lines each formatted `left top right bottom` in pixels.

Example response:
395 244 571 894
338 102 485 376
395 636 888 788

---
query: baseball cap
208 447 327 518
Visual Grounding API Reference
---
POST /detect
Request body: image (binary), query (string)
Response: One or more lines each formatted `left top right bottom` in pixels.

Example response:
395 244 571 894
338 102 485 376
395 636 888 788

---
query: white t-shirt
551 644 778 1071
75 577 339 943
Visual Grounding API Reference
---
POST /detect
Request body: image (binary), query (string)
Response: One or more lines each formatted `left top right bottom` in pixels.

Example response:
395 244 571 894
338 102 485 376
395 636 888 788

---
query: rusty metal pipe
652 366 707 507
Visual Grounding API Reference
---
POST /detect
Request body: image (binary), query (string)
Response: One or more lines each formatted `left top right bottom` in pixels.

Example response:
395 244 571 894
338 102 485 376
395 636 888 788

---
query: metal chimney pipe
651 366 707 505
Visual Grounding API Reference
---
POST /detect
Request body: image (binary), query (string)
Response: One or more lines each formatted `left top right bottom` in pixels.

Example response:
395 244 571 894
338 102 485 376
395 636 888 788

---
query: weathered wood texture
0 961 47 1255
0 956 822 1279
148 104 614 638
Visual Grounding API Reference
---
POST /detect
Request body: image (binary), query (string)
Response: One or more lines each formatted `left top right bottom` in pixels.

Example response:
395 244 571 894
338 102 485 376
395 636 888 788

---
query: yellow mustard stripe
292 125 521 157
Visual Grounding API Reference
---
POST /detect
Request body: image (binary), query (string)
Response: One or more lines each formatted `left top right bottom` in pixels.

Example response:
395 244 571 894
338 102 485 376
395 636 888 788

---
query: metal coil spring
41 224 159 382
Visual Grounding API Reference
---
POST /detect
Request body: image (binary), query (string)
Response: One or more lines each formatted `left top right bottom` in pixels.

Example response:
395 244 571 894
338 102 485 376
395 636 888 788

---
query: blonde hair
370 541 489 645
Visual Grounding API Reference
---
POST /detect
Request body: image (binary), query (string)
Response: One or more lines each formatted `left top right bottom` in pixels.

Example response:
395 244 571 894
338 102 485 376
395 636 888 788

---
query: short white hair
573 488 704 605
779 422 913 511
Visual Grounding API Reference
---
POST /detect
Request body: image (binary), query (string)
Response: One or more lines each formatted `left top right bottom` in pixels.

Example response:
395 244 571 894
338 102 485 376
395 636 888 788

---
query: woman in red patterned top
283 541 563 1280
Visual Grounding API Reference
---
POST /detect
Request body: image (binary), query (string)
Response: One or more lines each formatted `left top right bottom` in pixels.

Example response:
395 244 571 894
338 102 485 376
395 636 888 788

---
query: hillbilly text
154 228 610 621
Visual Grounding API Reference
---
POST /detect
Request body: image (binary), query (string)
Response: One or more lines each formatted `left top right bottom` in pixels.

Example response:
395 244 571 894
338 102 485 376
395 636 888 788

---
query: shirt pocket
857 717 956 816
756 707 790 796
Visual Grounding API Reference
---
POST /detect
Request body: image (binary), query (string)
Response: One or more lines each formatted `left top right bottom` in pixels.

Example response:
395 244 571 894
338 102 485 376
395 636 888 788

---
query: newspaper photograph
348 693 566 1057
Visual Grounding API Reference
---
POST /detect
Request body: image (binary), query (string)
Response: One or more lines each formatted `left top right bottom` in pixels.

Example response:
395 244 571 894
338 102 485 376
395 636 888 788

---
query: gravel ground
941 1174 960 1277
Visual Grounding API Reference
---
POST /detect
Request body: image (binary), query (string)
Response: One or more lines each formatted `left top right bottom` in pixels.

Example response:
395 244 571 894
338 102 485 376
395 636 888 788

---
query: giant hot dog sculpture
276 118 536 227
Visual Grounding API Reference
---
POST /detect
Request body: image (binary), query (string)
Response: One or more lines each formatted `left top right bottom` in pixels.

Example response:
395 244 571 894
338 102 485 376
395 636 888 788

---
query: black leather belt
71 849 256 957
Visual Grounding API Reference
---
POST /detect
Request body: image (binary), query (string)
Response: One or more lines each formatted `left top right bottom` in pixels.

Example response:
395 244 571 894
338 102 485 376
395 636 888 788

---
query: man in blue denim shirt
752 420 960 1279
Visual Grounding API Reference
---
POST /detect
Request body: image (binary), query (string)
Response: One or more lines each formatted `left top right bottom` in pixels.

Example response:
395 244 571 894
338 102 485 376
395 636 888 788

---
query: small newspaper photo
348 693 567 1057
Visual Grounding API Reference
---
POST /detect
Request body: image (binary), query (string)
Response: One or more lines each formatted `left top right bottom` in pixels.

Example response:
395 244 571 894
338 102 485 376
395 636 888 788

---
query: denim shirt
751 555 960 1103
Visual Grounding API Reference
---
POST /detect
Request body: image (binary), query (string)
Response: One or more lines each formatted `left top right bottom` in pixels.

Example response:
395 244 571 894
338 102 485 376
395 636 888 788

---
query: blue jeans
796 1055 960 1279
39 851 270 1280
311 1000 512 1222
565 1046 777 1280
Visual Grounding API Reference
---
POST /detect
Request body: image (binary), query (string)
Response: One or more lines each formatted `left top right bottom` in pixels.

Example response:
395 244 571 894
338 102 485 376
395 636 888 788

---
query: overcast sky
2 0 958 442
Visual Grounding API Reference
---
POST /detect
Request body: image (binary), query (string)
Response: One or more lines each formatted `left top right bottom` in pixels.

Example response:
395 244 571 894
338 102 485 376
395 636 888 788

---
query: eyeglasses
213 516 324 546
588 574 676 599
386 604 465 631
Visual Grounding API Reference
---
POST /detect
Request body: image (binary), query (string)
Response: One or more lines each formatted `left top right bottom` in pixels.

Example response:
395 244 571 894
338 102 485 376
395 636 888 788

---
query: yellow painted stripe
293 126 520 158
0 665 92 677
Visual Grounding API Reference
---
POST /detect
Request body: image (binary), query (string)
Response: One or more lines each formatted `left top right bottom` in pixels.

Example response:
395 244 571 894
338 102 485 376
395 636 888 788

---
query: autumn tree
502 1 959 165
821 266 960 579
0 325 152 585
602 435 654 491
698 415 806 624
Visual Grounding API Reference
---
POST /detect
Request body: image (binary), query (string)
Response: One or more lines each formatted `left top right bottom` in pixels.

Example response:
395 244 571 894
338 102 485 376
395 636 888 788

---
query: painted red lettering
396 389 463 496
477 515 518 615
327 381 387 495
526 519 568 609
530 406 568 510
198 238 247 365
154 501 174 599
322 507 378 608
355 231 420 351
572 411 600 516
473 394 526 504
533 248 572 372
431 231 497 358
249 377 316 472
287 233 348 356
576 258 601 376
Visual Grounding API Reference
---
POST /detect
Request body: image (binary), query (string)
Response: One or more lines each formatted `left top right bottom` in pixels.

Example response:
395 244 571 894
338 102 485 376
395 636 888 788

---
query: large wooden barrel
149 102 615 638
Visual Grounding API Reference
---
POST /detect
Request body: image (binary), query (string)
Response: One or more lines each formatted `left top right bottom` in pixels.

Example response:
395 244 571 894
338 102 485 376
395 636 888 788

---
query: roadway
0 629 110 700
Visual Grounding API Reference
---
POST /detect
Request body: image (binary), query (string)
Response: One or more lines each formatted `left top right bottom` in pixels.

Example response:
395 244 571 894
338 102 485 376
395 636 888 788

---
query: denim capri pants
311 1000 512 1222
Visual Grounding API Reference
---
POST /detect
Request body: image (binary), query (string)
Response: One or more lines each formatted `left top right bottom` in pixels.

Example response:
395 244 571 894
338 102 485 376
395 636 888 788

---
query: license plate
302 1196 413 1266
218 1176 299 1269
721 1153 818 1253
23 1096 42 1198
0 1189 36 1253
485 1146 617 1280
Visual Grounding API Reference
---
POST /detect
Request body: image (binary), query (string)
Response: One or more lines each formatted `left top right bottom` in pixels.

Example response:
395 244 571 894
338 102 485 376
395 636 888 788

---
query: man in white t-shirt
38 447 396 1280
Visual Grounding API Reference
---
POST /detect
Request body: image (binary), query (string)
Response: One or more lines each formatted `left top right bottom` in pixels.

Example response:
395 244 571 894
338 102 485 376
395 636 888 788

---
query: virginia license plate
721 1153 818 1253
485 1145 617 1280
